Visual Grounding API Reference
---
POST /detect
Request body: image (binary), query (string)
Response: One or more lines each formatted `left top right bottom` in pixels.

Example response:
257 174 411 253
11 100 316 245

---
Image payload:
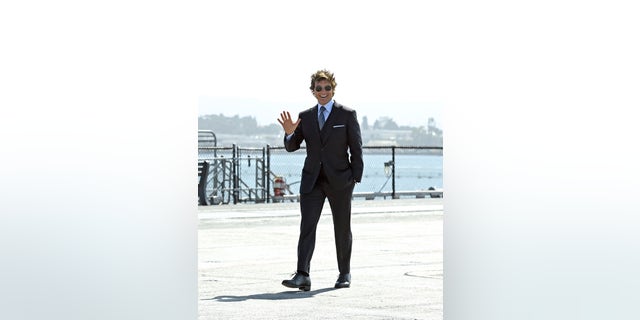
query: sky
193 1 452 128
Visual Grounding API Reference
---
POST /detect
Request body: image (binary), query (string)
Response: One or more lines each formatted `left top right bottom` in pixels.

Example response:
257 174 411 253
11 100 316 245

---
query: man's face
312 79 334 106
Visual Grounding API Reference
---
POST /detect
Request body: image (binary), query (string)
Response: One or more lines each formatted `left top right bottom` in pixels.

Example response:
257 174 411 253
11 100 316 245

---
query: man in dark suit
277 69 363 291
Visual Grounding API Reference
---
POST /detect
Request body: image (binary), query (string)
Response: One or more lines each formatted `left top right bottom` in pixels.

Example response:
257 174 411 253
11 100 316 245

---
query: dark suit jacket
284 102 364 194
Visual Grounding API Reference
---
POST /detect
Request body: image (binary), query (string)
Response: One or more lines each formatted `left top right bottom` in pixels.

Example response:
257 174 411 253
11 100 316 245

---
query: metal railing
198 144 443 205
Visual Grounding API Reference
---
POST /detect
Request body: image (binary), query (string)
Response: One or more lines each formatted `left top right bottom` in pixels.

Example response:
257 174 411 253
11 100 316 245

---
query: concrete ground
198 198 443 320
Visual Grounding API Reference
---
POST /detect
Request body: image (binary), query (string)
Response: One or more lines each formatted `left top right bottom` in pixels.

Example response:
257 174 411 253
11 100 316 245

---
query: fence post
232 144 238 204
392 146 396 199
261 146 266 202
266 145 271 203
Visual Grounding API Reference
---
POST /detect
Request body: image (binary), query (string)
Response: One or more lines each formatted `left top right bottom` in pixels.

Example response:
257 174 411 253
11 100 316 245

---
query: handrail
198 143 443 205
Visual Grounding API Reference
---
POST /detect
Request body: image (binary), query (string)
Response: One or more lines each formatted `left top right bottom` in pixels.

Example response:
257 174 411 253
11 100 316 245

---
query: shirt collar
318 100 335 115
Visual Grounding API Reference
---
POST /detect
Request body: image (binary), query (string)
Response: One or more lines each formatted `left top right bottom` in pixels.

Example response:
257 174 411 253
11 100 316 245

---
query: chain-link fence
198 143 442 205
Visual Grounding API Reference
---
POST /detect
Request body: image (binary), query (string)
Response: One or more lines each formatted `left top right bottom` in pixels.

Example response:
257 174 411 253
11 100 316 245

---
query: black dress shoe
282 272 311 291
334 273 351 288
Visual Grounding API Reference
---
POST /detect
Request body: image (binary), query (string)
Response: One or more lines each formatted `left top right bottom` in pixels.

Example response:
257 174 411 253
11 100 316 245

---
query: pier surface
199 198 443 320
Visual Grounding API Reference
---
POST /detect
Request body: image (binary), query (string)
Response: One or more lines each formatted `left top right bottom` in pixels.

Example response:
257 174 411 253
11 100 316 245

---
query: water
268 153 443 193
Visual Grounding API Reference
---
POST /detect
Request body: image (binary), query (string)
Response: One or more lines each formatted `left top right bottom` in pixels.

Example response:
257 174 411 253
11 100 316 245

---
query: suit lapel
320 103 340 146
309 105 323 144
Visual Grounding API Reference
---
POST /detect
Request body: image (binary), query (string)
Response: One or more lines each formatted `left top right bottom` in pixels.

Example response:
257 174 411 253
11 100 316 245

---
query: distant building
362 129 414 146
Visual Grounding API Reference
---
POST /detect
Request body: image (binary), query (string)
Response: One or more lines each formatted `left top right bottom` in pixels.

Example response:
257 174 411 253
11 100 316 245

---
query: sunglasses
314 85 333 92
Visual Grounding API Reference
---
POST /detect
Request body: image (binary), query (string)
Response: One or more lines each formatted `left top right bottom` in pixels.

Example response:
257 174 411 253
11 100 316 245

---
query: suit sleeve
348 110 364 182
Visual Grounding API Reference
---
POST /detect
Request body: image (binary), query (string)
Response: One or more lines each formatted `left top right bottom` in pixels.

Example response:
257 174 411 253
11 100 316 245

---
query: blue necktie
318 106 326 130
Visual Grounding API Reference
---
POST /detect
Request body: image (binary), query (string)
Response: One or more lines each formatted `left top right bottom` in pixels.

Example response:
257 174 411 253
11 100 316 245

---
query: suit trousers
297 169 355 275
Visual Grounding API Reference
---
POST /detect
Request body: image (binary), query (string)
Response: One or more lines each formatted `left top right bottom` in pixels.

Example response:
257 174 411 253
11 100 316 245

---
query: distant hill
198 114 280 135
198 114 442 147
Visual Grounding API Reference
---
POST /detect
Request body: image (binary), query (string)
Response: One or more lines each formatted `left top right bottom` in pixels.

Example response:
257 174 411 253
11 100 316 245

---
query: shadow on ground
204 287 337 302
